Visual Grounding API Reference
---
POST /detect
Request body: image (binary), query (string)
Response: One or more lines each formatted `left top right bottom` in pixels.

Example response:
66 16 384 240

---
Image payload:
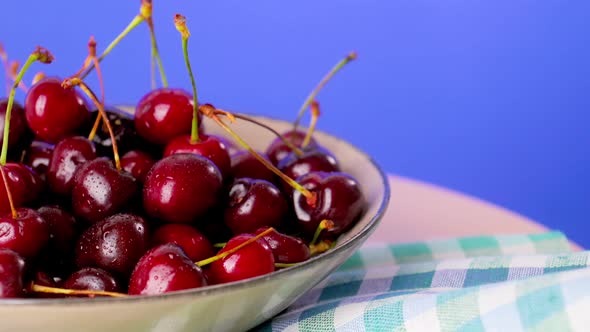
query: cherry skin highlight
254 227 310 264
46 136 96 195
152 224 214 262
164 134 231 179
0 208 49 258
24 77 90 143
64 267 121 295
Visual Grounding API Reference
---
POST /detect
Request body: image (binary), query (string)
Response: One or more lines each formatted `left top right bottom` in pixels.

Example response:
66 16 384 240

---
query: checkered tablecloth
255 232 590 331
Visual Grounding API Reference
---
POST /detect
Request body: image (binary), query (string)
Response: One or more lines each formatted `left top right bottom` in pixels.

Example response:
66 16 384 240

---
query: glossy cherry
64 267 121 294
164 134 231 179
0 99 28 150
2 163 43 208
23 140 54 175
208 233 275 284
24 77 90 143
134 88 201 145
75 213 149 277
120 150 155 183
230 150 276 184
128 243 207 295
224 178 288 235
254 227 310 264
152 224 214 262
38 205 77 255
143 154 223 224
0 207 49 258
278 146 339 183
46 136 96 195
0 249 25 298
292 171 366 238
71 157 138 223
265 130 317 165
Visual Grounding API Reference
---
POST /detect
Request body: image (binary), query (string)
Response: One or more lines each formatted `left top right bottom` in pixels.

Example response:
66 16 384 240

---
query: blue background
1 1 589 246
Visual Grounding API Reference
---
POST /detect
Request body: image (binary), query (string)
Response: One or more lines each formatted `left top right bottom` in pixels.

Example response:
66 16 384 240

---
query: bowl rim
0 113 391 306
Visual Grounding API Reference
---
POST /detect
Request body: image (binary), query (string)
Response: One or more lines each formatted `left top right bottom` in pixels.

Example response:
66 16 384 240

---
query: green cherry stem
293 51 357 131
175 14 199 143
309 219 334 247
30 283 128 298
301 100 320 148
0 47 53 166
196 227 275 267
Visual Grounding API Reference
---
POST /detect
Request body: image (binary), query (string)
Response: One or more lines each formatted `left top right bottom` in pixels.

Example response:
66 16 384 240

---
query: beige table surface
366 175 582 251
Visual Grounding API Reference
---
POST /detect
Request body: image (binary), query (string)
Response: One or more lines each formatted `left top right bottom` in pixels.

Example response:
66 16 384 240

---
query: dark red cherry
30 271 63 298
208 234 274 284
0 249 25 298
278 146 339 183
71 157 138 223
128 243 207 295
0 208 49 258
75 213 149 277
164 134 231 179
120 150 155 183
293 172 366 238
38 205 77 255
254 227 310 264
0 99 28 150
64 267 121 295
143 154 223 224
23 141 54 175
47 136 96 195
152 224 214 262
1 163 43 208
24 77 90 143
224 178 288 235
230 150 276 184
265 130 317 165
134 88 202 145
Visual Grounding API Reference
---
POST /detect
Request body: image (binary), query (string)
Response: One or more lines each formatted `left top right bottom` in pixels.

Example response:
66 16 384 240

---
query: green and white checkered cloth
255 232 590 331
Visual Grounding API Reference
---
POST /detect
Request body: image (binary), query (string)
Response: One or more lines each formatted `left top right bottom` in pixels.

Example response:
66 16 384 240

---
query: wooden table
367 175 582 251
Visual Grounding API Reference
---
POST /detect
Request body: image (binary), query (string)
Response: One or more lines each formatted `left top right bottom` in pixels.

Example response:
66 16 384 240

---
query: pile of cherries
0 9 364 299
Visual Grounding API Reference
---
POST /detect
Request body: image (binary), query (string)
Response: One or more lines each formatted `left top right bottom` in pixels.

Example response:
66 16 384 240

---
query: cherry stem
301 101 320 148
310 239 335 256
66 79 121 170
310 219 334 247
32 72 45 85
0 47 53 166
275 263 298 268
293 51 357 131
175 14 199 143
88 113 102 141
200 104 317 206
213 242 227 248
196 227 275 267
146 18 168 89
224 112 303 156
9 61 28 93
0 166 17 219
30 283 128 298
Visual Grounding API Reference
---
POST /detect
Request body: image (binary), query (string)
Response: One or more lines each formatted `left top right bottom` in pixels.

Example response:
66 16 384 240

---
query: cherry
0 249 25 298
85 106 155 157
208 233 275 284
46 136 96 195
129 243 207 295
152 224 214 262
134 88 201 145
63 267 121 295
164 134 231 179
143 154 223 224
22 140 54 175
0 99 27 150
120 150 155 183
266 130 317 166
254 227 310 264
4 163 43 207
292 171 366 238
38 205 77 255
277 146 340 185
24 77 90 143
71 157 138 223
30 271 63 298
230 150 276 184
0 207 49 258
224 178 288 235
75 213 149 277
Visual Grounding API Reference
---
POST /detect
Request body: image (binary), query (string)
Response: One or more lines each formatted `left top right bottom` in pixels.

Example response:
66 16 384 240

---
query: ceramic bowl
0 112 390 332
